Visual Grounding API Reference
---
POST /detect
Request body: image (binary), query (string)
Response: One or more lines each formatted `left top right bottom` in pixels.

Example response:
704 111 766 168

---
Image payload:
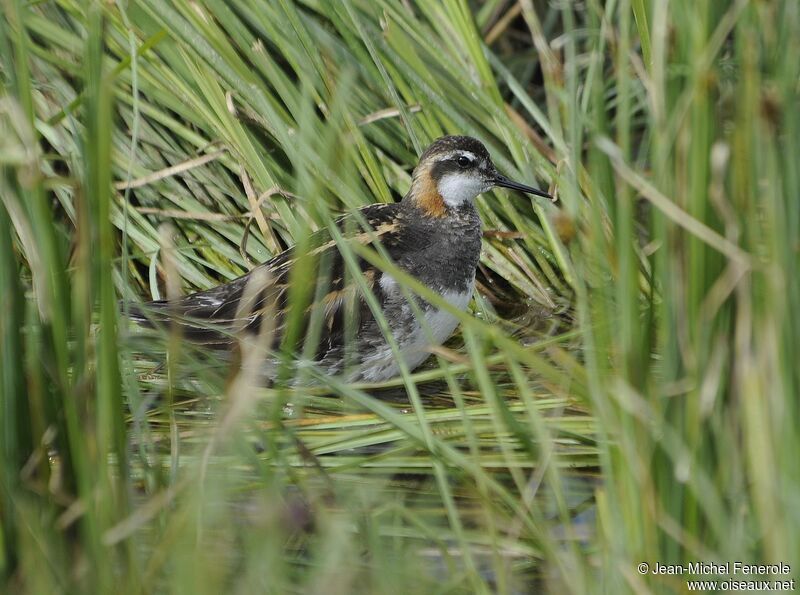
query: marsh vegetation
1 1 798 593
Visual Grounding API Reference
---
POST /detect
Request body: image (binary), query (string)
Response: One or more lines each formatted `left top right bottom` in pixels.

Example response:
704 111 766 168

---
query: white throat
437 173 486 208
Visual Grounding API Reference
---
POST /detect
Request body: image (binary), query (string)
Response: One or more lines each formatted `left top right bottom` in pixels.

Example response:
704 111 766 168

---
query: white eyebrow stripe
437 150 477 162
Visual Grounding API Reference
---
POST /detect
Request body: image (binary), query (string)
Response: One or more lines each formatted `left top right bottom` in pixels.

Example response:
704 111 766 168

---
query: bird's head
406 135 551 217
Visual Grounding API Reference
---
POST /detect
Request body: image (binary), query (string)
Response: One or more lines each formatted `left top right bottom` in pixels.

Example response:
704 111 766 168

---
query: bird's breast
399 228 481 294
415 284 473 344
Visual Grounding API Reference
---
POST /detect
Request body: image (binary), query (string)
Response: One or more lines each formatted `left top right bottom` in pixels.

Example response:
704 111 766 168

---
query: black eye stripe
456 155 473 168
429 154 478 181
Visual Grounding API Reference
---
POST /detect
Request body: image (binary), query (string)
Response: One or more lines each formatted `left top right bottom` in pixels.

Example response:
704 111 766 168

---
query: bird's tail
123 299 236 345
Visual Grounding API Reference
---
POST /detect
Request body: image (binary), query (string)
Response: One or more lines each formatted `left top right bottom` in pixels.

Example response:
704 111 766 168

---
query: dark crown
418 135 491 164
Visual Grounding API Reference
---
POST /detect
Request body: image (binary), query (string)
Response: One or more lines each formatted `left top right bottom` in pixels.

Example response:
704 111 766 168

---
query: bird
129 135 552 383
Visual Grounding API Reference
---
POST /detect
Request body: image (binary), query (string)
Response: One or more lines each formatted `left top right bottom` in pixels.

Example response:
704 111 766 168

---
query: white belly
356 275 474 382
413 288 472 347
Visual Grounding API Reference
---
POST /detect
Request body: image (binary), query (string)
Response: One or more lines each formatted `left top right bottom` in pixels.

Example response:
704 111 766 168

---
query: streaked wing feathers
129 203 403 351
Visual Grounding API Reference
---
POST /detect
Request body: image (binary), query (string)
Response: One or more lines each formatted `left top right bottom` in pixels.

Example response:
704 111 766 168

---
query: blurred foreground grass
1 1 798 593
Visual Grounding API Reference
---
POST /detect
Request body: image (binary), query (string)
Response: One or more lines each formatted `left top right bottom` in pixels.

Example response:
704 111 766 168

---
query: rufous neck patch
409 165 447 218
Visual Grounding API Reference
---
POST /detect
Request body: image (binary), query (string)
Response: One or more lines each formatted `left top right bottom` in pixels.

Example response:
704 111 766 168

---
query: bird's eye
456 155 472 168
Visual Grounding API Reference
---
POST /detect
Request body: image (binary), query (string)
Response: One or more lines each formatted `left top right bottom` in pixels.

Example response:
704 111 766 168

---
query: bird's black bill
494 174 552 199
